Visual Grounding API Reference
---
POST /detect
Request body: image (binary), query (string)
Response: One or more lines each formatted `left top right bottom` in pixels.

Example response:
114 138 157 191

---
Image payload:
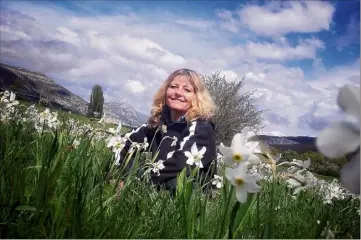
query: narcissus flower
285 171 317 195
151 160 165 176
212 174 224 189
218 128 261 167
184 142 206 168
225 163 261 203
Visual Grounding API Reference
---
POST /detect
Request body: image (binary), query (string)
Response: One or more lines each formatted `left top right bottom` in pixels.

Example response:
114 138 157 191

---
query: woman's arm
115 123 153 168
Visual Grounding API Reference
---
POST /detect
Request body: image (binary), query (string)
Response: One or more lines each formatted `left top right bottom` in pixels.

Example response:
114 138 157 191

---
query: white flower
108 122 122 135
107 136 126 153
218 128 261 167
285 171 316 195
278 158 311 173
316 84 360 194
1 91 19 107
0 90 10 102
212 174 224 188
128 142 140 153
151 160 165 176
184 142 206 168
142 137 149 150
225 163 261 203
72 139 80 148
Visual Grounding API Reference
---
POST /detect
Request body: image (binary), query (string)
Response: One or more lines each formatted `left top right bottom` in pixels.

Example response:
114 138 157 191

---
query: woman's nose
175 88 184 96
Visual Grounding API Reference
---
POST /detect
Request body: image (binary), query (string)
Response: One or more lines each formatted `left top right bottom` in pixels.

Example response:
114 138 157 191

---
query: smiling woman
116 68 218 193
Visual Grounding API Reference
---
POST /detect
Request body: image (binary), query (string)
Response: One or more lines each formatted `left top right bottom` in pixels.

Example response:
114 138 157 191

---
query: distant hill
104 98 148 126
0 62 146 126
252 135 317 154
0 62 88 115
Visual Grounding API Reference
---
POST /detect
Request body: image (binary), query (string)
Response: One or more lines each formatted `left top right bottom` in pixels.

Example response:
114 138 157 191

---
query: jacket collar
161 105 187 126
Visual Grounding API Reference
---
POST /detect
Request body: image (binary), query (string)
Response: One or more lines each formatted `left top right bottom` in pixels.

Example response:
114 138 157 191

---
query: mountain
137 111 150 124
0 62 88 115
252 135 317 154
104 98 146 126
0 62 144 126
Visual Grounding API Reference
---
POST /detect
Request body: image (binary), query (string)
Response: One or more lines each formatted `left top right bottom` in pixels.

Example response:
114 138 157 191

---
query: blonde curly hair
148 69 216 128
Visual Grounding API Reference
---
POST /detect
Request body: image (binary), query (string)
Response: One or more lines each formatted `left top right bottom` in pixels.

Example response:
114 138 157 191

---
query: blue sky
0 0 359 136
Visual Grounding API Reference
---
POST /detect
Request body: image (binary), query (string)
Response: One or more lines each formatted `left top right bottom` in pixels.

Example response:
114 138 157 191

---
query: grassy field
0 99 359 239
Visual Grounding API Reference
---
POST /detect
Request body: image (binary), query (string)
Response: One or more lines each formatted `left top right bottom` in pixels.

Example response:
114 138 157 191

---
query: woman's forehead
171 75 192 85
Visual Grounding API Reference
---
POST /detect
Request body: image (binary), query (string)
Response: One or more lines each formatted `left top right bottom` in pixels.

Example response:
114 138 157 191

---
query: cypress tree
88 85 104 118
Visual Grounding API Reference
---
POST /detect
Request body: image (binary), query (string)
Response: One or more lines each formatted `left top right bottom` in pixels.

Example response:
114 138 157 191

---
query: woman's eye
185 89 191 92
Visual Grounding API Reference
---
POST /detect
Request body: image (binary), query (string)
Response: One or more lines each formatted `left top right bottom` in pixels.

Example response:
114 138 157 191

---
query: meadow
0 91 359 239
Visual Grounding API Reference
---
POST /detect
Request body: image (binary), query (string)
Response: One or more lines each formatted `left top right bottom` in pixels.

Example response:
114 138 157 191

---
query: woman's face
165 75 196 116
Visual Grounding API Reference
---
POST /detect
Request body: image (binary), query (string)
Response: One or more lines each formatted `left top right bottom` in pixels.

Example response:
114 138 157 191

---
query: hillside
252 135 317 154
0 62 146 127
0 63 88 115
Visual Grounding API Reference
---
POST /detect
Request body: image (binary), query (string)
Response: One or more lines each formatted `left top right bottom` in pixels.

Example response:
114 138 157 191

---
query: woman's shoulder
191 118 216 134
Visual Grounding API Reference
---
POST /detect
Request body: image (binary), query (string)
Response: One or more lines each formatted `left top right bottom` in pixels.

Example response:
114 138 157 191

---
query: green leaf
231 193 256 238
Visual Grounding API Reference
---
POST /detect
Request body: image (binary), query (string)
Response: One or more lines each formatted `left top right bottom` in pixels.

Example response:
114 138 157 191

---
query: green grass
0 114 359 239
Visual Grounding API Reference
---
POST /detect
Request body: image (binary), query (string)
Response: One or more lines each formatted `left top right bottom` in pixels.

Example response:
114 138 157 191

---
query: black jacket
118 106 217 187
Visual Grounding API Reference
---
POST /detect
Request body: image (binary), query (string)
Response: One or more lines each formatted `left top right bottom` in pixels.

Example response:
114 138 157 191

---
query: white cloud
0 2 358 137
238 59 360 136
175 19 213 29
54 26 79 45
224 37 325 61
126 80 146 93
219 1 335 37
215 9 240 33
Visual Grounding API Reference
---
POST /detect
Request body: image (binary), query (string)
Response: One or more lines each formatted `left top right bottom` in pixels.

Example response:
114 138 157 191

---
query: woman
117 68 218 192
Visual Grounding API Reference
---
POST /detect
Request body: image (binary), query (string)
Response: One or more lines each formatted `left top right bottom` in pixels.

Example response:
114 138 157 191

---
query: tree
203 71 264 146
88 85 104 118
281 150 299 163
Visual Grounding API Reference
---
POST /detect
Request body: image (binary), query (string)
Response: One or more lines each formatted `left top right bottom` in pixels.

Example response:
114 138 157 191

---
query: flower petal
248 153 261 164
199 146 206 155
225 167 235 182
235 187 248 203
231 133 244 150
340 151 360 194
286 178 301 188
246 130 256 141
241 127 250 143
116 122 122 133
293 186 306 195
184 151 192 159
218 144 233 164
316 122 360 158
337 84 360 119
245 181 261 193
186 158 194 165
191 142 198 155
245 141 258 151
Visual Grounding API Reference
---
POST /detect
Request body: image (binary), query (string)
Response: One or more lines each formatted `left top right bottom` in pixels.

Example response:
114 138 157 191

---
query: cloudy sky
0 0 360 137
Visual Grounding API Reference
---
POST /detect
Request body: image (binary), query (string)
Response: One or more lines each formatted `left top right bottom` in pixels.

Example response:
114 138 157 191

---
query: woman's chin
168 105 188 113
